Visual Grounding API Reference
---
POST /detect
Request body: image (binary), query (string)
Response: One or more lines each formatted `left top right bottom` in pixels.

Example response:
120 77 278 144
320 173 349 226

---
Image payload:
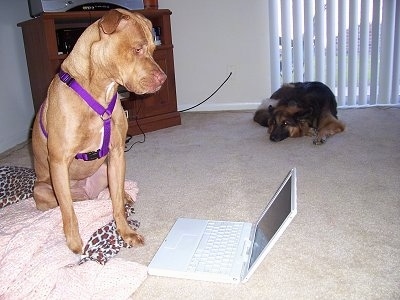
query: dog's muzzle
269 130 289 142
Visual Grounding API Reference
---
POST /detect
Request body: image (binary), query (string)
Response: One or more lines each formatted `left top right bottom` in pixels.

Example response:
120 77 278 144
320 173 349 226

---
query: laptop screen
249 171 294 268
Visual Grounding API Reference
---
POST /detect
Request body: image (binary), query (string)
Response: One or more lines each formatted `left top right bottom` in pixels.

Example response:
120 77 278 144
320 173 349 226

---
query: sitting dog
254 82 345 145
31 9 166 253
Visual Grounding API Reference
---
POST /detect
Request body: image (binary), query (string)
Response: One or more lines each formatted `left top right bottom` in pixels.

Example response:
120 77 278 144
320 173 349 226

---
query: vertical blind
268 0 400 107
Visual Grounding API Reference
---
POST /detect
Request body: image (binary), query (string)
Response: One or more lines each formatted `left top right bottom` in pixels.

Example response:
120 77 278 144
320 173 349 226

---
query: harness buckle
59 71 73 86
84 150 101 161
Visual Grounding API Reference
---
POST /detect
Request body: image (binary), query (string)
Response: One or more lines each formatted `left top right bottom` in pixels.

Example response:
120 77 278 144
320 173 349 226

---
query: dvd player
28 0 144 17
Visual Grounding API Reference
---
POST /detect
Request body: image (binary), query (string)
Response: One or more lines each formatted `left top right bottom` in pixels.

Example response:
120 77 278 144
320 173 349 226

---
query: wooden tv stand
18 9 181 136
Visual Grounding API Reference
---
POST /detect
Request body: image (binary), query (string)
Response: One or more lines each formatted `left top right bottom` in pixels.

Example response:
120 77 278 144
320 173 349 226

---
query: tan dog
31 9 166 254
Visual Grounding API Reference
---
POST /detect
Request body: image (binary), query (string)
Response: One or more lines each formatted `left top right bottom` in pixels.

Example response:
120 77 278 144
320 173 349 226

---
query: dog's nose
269 134 284 142
270 135 280 142
154 70 167 85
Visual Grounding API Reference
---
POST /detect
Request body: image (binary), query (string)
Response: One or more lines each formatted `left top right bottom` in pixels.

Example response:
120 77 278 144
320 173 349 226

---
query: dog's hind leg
33 181 59 210
124 191 134 204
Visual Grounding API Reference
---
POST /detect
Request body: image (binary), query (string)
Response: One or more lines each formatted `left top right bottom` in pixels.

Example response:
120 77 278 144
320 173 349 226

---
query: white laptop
148 168 297 283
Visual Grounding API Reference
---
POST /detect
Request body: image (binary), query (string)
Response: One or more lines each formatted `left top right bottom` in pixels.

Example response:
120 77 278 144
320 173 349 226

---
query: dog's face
268 105 301 142
268 102 312 142
94 9 166 94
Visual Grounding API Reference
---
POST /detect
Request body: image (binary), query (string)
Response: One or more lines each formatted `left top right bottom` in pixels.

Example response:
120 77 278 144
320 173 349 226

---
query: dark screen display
249 175 292 268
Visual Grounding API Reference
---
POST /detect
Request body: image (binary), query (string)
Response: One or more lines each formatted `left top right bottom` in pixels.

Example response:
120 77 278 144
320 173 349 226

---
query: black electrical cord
124 115 146 153
178 72 232 113
125 100 146 153
125 71 232 152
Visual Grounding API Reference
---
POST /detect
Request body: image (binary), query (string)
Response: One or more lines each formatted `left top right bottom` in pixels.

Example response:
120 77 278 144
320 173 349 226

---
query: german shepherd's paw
313 137 327 145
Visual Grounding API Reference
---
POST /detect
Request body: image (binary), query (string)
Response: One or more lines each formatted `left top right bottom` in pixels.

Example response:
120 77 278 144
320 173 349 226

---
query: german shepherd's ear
268 105 275 113
254 106 274 127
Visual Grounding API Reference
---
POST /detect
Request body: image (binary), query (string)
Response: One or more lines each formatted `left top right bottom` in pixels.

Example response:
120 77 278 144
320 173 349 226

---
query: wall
0 0 271 153
0 0 34 154
160 0 271 111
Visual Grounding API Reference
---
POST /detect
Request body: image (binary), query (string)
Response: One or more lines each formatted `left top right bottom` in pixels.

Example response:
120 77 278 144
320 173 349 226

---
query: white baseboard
178 102 260 112
178 102 400 112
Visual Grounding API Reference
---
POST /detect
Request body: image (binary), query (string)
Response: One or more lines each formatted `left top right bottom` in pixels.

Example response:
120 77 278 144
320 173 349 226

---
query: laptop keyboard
187 221 244 274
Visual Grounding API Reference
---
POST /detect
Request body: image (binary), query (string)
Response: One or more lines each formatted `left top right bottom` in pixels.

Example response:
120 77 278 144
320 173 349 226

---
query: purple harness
39 70 117 161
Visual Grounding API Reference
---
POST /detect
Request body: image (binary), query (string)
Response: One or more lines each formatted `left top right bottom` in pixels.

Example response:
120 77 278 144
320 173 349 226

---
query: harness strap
39 70 117 161
58 70 117 118
39 71 117 161
39 102 48 138
58 70 117 161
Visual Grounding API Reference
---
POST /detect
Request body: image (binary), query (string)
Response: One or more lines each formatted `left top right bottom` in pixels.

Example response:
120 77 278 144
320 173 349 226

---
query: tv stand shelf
18 9 181 136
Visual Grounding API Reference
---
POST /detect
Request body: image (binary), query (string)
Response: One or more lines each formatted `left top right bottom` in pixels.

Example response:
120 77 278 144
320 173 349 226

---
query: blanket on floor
0 178 147 299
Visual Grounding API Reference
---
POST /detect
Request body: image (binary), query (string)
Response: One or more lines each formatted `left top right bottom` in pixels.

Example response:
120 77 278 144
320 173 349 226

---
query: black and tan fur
254 82 345 145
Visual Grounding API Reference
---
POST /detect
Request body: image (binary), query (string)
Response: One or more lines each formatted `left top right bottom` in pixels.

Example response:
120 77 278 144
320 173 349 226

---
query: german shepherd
254 82 345 145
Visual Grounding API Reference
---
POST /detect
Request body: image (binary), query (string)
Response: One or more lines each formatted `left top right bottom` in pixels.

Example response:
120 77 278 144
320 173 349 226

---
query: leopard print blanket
0 165 140 265
79 203 140 265
0 166 35 208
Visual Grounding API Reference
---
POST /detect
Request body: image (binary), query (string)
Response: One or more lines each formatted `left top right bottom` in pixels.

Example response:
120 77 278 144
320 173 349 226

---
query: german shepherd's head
254 82 344 144
267 101 314 142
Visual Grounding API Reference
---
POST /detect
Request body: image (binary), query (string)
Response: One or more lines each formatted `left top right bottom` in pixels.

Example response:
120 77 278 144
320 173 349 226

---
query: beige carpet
1 107 399 299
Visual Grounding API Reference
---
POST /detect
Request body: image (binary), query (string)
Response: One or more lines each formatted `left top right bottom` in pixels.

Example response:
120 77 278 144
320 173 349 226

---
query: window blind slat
268 0 399 107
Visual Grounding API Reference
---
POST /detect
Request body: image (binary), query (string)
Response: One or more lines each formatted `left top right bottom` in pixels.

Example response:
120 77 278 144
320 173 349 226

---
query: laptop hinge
240 239 252 279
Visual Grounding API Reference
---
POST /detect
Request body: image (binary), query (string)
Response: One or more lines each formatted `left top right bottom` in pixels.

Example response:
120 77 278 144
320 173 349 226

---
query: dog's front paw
313 137 327 145
120 229 145 246
132 232 145 245
67 236 84 254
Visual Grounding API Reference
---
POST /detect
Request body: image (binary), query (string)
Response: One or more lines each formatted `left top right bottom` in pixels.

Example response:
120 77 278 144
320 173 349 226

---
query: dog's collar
38 70 117 161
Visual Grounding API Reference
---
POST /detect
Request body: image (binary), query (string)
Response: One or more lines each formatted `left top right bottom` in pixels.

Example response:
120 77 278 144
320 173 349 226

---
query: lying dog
31 9 166 254
254 82 345 145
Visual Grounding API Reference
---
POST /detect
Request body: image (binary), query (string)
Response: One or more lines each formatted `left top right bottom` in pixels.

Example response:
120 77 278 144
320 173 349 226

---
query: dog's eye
282 121 289 127
134 47 144 54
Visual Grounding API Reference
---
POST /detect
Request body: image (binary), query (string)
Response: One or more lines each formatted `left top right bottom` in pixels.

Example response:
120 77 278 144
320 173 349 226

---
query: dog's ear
254 107 273 127
99 9 130 34
268 105 275 113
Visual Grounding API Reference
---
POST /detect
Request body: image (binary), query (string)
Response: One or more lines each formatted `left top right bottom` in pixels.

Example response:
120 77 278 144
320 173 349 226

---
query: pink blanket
0 181 147 299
